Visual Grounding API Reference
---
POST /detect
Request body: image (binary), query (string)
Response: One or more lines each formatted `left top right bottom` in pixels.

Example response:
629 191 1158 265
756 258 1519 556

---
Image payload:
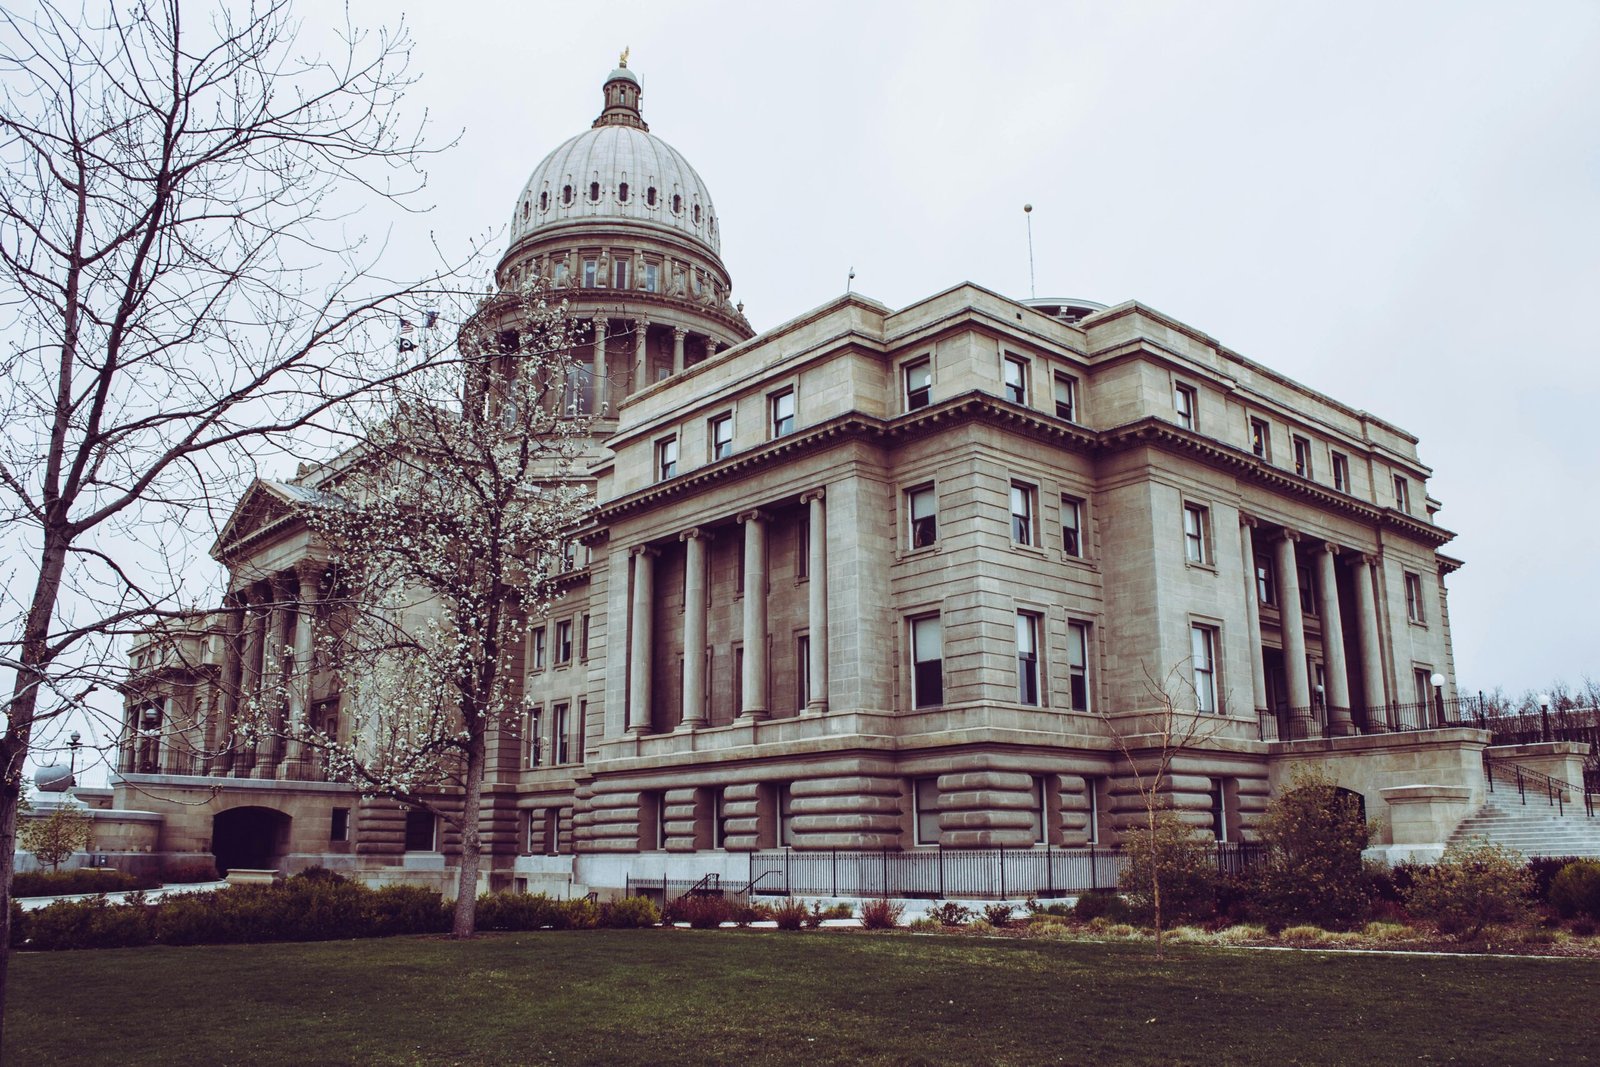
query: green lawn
6 930 1592 1065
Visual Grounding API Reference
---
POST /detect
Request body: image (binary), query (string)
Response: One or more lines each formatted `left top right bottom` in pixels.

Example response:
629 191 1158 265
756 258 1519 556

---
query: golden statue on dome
619 47 629 68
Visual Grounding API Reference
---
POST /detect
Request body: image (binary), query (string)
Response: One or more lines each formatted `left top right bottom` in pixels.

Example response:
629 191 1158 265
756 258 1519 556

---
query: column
739 509 770 720
1351 553 1389 729
280 565 320 779
253 575 292 777
592 317 608 414
802 489 829 713
209 594 246 774
704 337 719 362
1274 530 1313 735
672 326 686 376
679 529 709 729
235 591 267 777
1238 516 1268 719
628 546 657 735
1317 542 1355 735
633 319 649 392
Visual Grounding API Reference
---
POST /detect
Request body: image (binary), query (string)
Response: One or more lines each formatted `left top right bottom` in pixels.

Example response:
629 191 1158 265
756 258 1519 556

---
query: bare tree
0 0 451 1034
274 279 597 938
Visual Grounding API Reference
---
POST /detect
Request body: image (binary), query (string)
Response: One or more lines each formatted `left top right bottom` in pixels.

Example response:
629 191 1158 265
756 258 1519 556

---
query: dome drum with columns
487 57 753 415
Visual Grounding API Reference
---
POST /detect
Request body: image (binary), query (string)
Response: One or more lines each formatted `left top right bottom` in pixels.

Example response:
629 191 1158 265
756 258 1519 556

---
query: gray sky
338 0 1596 697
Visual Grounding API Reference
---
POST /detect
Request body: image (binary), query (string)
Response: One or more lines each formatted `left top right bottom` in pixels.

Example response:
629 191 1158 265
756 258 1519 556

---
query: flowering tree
0 0 448 1034
18 803 92 872
284 279 597 938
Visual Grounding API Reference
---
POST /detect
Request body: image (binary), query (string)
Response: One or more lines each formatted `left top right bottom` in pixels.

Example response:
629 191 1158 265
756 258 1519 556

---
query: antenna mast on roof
1024 204 1036 300
847 266 855 295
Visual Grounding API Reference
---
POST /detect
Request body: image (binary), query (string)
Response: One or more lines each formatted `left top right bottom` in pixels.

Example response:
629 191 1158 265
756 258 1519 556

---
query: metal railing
1258 695 1499 742
744 843 1265 900
1484 755 1594 819
625 875 747 904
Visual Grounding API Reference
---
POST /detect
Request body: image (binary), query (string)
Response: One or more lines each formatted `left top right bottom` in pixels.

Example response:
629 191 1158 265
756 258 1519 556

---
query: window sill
1185 560 1218 574
900 544 941 561
1010 543 1048 557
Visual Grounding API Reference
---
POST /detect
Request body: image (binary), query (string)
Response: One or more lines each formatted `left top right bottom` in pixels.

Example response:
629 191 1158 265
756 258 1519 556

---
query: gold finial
619 47 630 68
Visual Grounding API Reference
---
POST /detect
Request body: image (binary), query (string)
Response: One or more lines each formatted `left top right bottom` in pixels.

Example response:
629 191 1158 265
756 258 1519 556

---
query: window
656 436 678 481
770 388 795 438
562 183 573 206
1414 668 1435 708
403 809 437 852
776 783 796 847
579 615 590 661
531 627 547 671
1066 621 1090 711
1191 624 1219 714
552 703 570 764
1002 355 1028 405
1016 612 1042 706
639 792 664 850
733 646 744 716
1052 372 1080 422
672 193 682 214
527 708 542 767
1249 554 1274 606
1249 417 1271 461
646 186 658 207
582 258 599 288
1085 779 1102 845
553 260 570 286
1060 496 1083 557
907 485 937 549
588 180 601 203
1394 475 1412 514
612 257 631 289
617 181 630 203
1010 482 1037 546
1210 780 1228 842
1029 777 1048 845
1182 503 1209 564
538 190 549 212
555 620 573 664
905 358 932 410
575 701 587 765
544 809 561 855
330 807 349 843
643 260 660 292
796 517 809 580
913 777 941 846
1174 383 1197 429
1332 452 1350 493
1293 435 1313 479
910 615 943 709
1298 564 1317 616
709 413 733 460
1405 572 1426 623
796 635 811 708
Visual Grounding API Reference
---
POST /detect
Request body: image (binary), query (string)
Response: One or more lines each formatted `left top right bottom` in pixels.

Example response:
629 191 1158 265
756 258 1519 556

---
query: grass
8 929 1597 1065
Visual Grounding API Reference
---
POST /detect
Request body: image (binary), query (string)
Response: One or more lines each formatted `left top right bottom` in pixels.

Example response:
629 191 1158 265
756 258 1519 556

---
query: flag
397 316 416 352
423 310 439 329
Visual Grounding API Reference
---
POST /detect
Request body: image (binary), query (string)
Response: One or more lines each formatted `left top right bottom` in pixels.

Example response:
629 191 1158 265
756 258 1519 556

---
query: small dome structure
34 764 74 792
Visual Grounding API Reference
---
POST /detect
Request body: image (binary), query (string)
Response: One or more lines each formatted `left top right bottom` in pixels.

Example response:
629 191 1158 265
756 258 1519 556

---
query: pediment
211 479 323 562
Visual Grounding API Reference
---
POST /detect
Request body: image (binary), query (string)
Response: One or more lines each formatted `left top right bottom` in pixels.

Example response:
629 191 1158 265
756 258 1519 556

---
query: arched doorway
212 806 292 874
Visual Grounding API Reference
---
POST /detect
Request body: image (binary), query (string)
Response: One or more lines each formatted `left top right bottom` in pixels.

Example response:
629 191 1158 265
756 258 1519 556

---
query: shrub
1250 768 1372 931
1404 838 1532 939
811 902 853 922
1026 898 1073 918
1119 808 1217 926
730 901 771 926
982 903 1016 928
925 902 973 927
1526 856 1583 903
11 869 156 897
1549 860 1600 920
159 859 221 884
23 894 153 950
1071 891 1128 923
664 893 733 929
289 866 347 885
1570 917 1598 937
476 892 566 931
859 898 903 930
366 884 450 937
598 896 660 928
772 898 810 930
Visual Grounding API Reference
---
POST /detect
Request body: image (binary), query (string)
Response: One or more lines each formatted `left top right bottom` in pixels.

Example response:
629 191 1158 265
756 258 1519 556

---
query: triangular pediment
210 479 323 562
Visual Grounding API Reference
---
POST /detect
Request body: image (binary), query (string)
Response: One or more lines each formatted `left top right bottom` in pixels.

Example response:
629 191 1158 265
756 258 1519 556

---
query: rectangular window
776 784 796 848
908 485 937 549
403 809 437 852
1298 564 1317 616
575 701 587 765
905 358 932 411
579 614 590 661
552 703 570 765
330 807 349 843
1394 475 1412 514
1174 383 1197 429
545 809 562 856
796 635 811 708
1002 354 1028 405
1293 435 1313 479
910 615 943 709
582 258 599 288
770 388 795 438
1029 777 1048 845
1210 780 1228 842
527 709 542 768
913 777 941 846
1405 571 1426 623
656 436 678 481
553 260 571 286
1414 668 1434 707
1255 554 1276 606
1332 452 1350 493
1249 417 1271 461
1016 612 1041 706
643 261 660 292
1191 624 1219 714
1060 495 1083 557
612 258 631 289
709 413 733 460
531 627 546 671
733 646 744 716
1053 372 1078 422
1010 482 1037 546
1067 621 1090 711
556 619 573 664
1085 780 1101 845
639 792 664 850
1183 503 1209 564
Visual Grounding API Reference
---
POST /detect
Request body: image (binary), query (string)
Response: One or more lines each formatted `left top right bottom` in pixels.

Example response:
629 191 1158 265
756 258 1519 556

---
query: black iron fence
1484 755 1596 819
745 843 1265 900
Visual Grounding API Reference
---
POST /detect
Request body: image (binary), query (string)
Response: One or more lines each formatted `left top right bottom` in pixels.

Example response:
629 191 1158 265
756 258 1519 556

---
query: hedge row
11 861 220 898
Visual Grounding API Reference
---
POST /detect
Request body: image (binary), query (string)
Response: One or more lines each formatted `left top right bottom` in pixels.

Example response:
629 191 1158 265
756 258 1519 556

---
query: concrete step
1446 803 1600 859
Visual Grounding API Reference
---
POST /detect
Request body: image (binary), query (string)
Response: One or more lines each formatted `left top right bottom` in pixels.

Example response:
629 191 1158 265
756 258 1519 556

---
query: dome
507 63 722 257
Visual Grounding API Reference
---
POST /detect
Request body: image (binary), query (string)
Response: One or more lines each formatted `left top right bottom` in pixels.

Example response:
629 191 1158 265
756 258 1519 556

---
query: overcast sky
329 0 1597 698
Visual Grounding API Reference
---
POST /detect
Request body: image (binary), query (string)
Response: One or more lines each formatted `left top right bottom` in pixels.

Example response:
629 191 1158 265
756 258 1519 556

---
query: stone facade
111 61 1480 893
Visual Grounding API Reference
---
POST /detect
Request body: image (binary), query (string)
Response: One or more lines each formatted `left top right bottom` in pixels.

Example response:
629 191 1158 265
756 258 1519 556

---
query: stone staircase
1448 796 1600 859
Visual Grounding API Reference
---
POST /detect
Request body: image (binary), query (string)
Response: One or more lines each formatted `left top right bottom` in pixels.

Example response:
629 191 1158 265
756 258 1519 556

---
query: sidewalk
16 880 229 911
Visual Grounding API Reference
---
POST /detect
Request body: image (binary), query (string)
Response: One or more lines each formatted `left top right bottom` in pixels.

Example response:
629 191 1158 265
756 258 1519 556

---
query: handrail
739 870 779 897
1484 754 1594 818
684 872 721 896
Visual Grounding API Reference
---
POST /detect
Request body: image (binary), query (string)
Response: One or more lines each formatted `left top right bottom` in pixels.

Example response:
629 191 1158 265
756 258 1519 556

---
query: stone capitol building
99 58 1537 899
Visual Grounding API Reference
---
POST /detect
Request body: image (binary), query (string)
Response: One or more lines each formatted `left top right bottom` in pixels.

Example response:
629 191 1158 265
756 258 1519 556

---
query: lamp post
1539 692 1552 743
1430 672 1446 728
68 730 82 780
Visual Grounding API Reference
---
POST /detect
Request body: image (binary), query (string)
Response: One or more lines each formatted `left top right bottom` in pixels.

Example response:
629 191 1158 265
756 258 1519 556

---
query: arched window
672 193 682 214
589 181 600 203
618 181 629 202
562 184 573 206
646 186 657 207
522 201 529 220
693 203 702 225
539 190 549 212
